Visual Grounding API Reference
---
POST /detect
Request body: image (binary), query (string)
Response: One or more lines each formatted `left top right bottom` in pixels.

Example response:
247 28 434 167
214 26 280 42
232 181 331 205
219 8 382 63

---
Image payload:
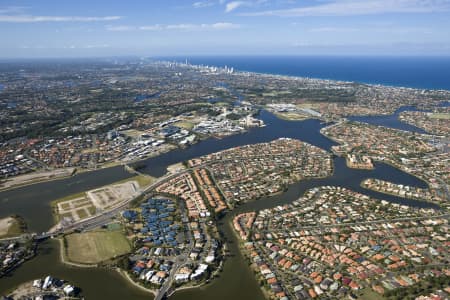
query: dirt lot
87 180 139 210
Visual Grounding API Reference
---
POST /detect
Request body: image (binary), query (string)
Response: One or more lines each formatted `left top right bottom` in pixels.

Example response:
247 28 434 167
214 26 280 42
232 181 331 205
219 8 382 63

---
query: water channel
348 105 429 134
0 110 436 299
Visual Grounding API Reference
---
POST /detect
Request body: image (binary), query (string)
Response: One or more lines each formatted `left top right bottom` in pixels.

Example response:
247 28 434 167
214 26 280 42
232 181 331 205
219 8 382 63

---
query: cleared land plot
56 196 96 222
76 208 88 219
88 181 139 210
53 175 154 222
167 162 186 173
274 111 310 121
262 91 292 97
430 113 450 119
65 230 131 264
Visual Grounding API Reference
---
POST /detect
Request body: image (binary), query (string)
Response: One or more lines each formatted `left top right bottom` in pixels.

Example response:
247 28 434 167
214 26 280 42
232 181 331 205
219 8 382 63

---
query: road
41 160 229 239
154 193 196 300
260 213 450 236
32 165 198 300
35 168 191 240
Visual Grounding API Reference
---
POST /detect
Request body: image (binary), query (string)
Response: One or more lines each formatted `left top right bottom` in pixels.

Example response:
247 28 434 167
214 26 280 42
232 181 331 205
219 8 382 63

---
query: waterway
348 105 429 134
0 239 151 299
0 166 133 233
0 110 436 299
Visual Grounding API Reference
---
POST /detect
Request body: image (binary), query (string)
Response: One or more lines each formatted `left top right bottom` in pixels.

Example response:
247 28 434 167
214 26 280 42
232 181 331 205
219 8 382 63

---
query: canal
348 105 429 134
0 166 133 233
0 110 435 298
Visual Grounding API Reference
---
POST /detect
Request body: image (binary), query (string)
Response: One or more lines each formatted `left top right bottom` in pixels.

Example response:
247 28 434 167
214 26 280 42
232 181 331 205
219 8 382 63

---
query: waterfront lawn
134 175 155 188
108 174 155 189
359 288 385 300
65 229 131 264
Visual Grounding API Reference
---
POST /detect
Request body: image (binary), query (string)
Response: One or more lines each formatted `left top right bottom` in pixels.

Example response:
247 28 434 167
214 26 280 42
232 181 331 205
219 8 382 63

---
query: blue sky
0 0 449 57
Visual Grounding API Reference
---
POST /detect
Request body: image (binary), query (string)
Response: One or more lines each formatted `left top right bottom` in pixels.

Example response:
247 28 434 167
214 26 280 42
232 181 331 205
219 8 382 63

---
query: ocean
159 56 450 91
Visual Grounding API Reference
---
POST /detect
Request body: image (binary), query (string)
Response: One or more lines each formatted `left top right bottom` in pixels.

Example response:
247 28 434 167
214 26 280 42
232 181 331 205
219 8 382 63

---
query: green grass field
359 288 385 300
65 230 131 264
173 121 195 130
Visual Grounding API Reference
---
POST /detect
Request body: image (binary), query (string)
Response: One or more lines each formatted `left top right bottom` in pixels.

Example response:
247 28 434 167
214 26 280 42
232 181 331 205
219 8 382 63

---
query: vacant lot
65 230 131 264
274 111 310 121
430 112 450 119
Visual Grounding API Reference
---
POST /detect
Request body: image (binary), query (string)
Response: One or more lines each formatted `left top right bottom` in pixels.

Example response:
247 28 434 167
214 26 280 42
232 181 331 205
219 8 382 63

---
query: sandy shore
0 168 75 192
116 268 157 296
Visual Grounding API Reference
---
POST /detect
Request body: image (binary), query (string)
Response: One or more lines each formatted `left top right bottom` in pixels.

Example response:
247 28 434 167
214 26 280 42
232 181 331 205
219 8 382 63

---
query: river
0 166 133 233
348 105 429 134
0 110 436 299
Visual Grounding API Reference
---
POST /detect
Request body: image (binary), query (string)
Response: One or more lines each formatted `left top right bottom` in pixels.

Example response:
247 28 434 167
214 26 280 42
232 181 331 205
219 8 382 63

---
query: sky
0 0 450 58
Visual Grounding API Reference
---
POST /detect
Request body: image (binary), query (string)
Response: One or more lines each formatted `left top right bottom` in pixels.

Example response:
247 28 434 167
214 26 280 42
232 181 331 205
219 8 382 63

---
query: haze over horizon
1 0 450 58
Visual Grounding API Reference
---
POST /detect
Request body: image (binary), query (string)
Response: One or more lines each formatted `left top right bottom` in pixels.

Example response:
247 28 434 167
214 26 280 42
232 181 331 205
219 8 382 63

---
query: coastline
57 237 157 296
0 141 176 194
116 268 157 296
0 169 76 193
166 56 450 91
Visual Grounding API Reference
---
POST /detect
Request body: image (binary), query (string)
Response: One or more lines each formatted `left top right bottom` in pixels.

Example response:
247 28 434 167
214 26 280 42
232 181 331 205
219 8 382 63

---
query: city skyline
1 0 450 58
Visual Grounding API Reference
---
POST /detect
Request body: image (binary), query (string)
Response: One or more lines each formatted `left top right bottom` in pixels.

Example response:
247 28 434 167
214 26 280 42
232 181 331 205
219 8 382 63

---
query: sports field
65 230 131 264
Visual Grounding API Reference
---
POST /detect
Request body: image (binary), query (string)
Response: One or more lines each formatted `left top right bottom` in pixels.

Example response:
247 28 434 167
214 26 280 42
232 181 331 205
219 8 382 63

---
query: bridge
31 168 191 241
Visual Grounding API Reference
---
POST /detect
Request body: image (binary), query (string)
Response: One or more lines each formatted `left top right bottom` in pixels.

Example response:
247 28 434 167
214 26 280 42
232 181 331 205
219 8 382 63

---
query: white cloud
18 44 110 49
106 22 240 32
225 0 269 12
0 15 122 23
210 22 241 29
240 0 450 16
105 25 137 31
139 25 163 31
307 25 433 34
167 22 241 30
0 6 29 14
226 1 248 12
83 44 110 49
193 1 215 8
308 27 361 32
